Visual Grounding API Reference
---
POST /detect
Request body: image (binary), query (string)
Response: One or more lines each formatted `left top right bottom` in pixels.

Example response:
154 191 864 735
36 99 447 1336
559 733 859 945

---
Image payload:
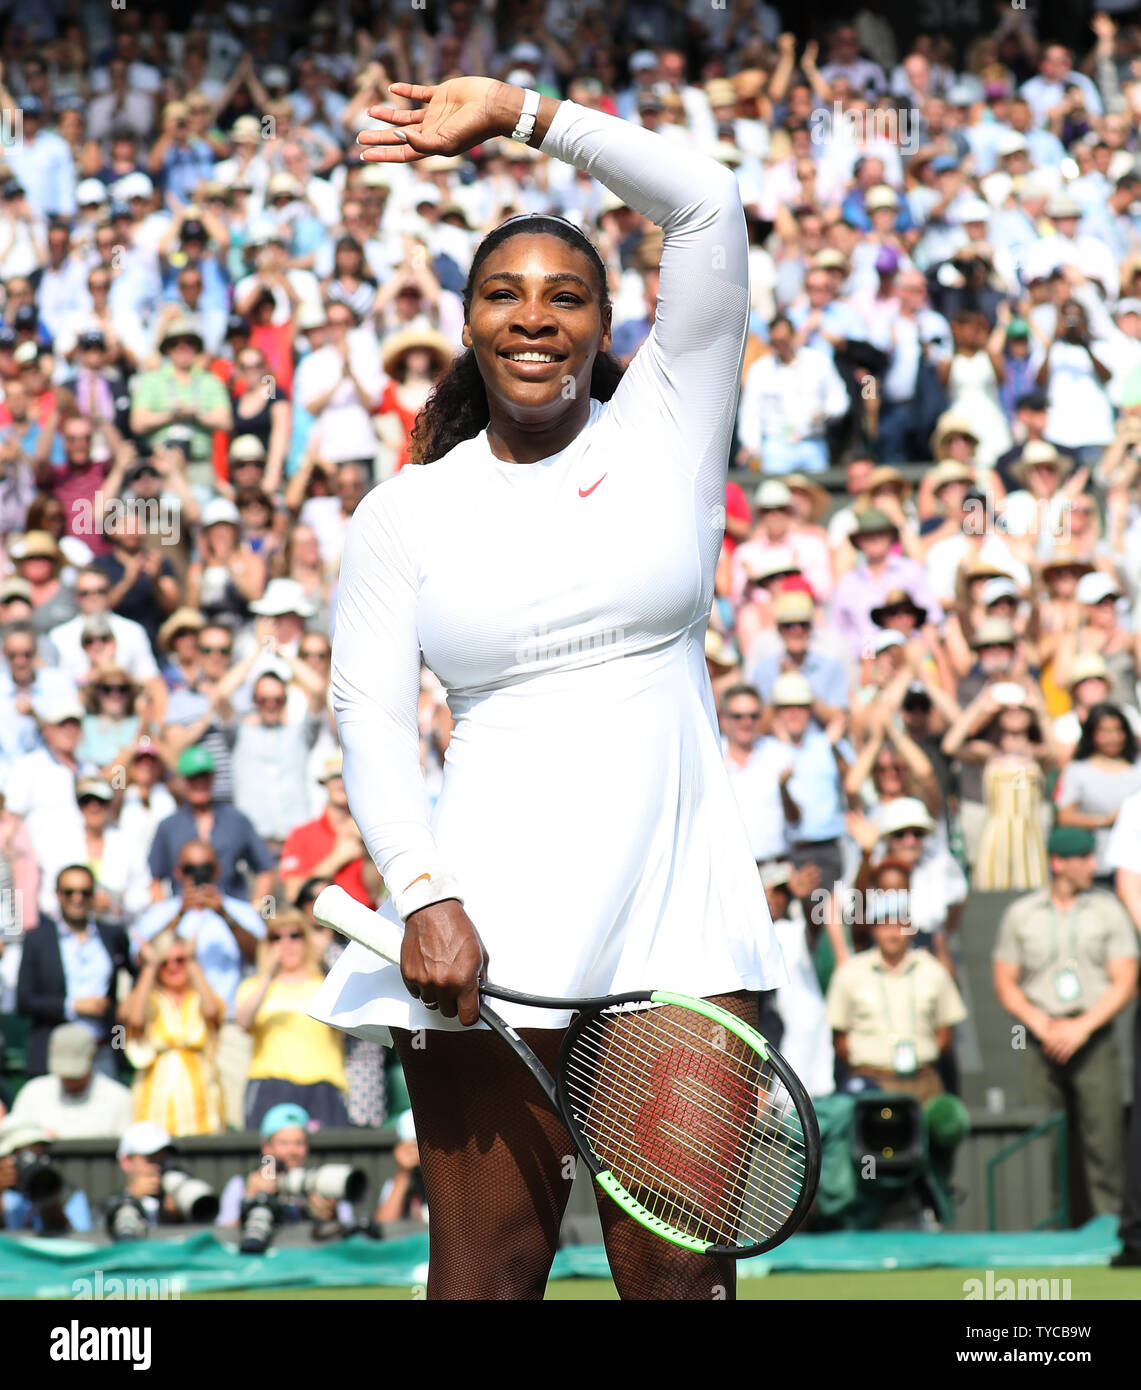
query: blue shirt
133 897 266 1016
58 923 115 1038
786 728 853 842
2 1185 91 1233
748 649 850 710
148 802 275 900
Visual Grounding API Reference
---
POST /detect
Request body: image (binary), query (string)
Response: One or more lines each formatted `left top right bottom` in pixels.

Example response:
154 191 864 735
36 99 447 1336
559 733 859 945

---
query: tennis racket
314 884 820 1257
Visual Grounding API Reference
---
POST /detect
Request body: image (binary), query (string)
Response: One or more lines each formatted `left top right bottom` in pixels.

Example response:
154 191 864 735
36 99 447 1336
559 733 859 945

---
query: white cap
878 797 935 838
754 480 793 510
997 131 1029 158
33 691 84 725
0 1120 51 1158
117 1121 173 1160
201 497 240 528
872 629 906 654
114 172 153 201
954 197 991 225
982 578 1019 606
771 672 814 707
76 177 108 206
1076 572 1121 605
248 577 317 619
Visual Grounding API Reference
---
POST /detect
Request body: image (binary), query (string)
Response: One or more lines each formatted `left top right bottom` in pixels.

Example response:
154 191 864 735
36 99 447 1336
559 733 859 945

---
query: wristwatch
510 88 541 144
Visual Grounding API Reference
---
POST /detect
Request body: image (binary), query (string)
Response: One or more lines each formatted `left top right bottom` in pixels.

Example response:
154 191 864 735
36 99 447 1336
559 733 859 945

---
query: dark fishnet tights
391 991 756 1301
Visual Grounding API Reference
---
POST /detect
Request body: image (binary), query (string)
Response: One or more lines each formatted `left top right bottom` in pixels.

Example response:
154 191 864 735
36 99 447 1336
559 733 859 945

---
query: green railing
985 1111 1069 1232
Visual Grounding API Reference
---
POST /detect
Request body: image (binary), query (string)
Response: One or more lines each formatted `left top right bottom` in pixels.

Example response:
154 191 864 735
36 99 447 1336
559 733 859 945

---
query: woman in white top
310 77 785 1301
938 311 1011 468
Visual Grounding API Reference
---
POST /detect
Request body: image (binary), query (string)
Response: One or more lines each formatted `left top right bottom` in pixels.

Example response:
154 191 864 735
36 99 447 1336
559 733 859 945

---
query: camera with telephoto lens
14 1149 63 1203
184 863 214 886
160 1160 219 1222
238 1193 279 1253
275 1164 367 1203
105 1193 151 1242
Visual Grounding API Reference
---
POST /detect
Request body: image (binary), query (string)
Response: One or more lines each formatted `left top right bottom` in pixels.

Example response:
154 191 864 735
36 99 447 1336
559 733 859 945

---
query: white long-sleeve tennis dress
310 100 786 1041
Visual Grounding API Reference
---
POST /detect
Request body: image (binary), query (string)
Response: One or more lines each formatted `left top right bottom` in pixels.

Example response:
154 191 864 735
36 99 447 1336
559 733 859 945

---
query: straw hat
1041 545 1094 578
930 410 980 458
1010 440 1073 485
782 473 831 524
10 530 64 565
865 465 913 503
380 326 455 375
158 607 206 652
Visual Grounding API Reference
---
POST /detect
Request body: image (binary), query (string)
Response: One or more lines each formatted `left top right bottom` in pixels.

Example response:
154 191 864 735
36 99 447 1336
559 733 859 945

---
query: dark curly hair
408 214 624 466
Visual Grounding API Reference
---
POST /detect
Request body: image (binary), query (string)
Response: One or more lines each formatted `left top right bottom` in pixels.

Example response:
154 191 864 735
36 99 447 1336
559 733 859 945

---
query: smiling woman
311 75 784 1301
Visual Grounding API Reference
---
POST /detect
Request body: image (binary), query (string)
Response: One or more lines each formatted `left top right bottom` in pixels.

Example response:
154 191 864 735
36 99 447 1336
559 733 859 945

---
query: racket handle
312 884 405 967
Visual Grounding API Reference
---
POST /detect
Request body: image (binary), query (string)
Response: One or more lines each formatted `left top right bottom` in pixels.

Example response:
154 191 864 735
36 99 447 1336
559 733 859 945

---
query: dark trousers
1121 1006 1141 1250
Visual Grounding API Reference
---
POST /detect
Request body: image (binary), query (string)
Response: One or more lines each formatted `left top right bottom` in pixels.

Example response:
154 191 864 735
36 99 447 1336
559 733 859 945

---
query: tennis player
311 75 787 1300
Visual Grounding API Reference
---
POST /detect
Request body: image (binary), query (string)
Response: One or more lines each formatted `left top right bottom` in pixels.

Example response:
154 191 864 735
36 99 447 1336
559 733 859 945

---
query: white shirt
6 1071 134 1139
1105 788 1141 871
724 737 792 862
1044 341 1115 449
293 339 385 464
3 747 84 873
48 612 159 685
924 535 1031 606
297 495 352 573
737 348 849 455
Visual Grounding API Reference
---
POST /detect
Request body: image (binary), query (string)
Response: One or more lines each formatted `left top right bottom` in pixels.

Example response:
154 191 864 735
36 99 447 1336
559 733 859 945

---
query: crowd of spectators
0 1 1137 1239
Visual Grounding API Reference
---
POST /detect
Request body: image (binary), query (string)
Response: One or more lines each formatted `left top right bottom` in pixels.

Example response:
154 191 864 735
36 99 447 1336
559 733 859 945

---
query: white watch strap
510 87 541 144
389 867 464 921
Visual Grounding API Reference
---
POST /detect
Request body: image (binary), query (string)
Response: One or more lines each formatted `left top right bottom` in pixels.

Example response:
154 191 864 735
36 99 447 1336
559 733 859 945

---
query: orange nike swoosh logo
578 474 607 498
404 873 431 891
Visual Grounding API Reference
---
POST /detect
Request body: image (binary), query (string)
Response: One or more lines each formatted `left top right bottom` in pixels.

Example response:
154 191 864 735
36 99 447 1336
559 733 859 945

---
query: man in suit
16 864 131 1078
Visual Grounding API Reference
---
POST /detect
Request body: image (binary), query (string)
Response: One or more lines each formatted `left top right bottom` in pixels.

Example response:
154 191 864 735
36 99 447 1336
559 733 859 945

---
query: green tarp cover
0 1217 1120 1297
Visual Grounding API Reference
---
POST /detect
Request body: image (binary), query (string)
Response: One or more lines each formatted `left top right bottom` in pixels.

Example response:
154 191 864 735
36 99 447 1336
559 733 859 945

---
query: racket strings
561 1005 810 1249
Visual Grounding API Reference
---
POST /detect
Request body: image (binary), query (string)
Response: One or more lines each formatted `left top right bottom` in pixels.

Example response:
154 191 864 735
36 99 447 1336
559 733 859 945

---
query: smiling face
463 232 611 428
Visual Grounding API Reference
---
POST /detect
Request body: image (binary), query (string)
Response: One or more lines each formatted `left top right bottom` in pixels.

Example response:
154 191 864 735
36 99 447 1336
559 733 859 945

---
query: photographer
105 1121 219 1240
0 1120 91 1234
217 1103 355 1247
1037 299 1113 472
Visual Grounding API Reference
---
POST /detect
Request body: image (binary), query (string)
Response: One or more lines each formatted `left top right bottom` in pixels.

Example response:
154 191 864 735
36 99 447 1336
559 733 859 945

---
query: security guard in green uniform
993 826 1139 1217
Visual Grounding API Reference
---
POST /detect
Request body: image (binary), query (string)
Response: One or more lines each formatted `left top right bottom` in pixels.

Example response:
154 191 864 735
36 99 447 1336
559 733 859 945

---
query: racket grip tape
312 884 405 967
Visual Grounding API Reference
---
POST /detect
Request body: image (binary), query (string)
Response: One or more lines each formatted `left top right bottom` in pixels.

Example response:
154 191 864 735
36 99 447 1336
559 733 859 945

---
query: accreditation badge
892 1040 918 1075
1053 965 1083 1006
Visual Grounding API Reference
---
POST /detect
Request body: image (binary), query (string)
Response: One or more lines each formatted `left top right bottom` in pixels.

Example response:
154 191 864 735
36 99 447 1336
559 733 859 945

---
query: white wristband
390 868 464 921
510 87 541 144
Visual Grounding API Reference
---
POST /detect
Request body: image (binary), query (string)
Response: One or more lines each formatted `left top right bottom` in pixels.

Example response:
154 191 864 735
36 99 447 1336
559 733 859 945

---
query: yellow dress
128 989 224 1136
973 758 1049 891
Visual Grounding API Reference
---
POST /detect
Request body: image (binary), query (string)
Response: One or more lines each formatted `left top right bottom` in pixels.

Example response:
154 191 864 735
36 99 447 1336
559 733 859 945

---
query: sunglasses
82 634 111 646
59 886 94 897
98 683 130 695
199 644 232 656
256 696 286 708
77 587 109 597
777 621 811 631
77 794 107 806
301 648 330 660
726 711 761 721
269 930 305 942
889 828 925 841
163 954 190 966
